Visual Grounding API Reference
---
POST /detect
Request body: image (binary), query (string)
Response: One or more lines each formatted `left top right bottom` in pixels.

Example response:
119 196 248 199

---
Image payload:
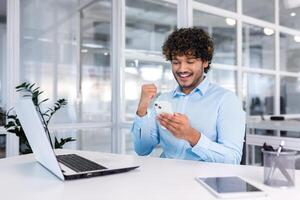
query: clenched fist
136 84 157 117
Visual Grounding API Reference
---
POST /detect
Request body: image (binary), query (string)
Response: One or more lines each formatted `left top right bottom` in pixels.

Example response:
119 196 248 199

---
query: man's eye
172 61 179 64
187 60 195 64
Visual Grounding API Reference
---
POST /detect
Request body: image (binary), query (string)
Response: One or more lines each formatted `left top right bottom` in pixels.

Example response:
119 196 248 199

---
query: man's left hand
157 113 201 146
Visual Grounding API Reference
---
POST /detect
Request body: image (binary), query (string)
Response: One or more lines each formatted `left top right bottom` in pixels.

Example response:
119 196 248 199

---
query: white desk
1 149 300 200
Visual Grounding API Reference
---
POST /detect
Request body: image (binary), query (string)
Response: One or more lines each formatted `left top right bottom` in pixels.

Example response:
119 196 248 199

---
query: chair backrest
240 131 247 165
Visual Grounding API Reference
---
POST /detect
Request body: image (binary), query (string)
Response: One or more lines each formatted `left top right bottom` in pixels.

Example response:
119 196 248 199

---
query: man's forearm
136 106 147 117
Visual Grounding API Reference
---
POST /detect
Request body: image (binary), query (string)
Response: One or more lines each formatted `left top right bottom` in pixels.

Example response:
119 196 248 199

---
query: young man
130 27 245 164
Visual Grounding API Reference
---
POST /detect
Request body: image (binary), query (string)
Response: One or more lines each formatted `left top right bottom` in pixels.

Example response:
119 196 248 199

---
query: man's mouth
177 72 192 80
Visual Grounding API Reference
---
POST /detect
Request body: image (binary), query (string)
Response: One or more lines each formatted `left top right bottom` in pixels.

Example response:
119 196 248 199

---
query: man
130 27 245 164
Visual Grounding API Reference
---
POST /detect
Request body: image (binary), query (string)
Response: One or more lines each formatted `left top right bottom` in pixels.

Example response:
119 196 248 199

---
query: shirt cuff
191 133 211 155
133 113 149 129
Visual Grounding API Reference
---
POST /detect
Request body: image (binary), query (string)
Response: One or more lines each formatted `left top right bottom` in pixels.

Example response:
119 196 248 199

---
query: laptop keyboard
56 154 107 173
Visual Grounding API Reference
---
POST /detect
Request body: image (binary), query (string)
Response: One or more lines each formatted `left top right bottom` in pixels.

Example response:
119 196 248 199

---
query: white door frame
6 0 20 157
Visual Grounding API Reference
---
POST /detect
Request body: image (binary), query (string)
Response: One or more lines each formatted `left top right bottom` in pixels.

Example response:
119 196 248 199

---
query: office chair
240 137 246 165
240 128 247 165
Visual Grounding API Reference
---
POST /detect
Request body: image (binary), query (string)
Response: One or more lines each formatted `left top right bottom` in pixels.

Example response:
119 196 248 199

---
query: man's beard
173 71 205 92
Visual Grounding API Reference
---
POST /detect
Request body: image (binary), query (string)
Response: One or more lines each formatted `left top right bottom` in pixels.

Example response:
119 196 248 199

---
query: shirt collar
172 77 210 97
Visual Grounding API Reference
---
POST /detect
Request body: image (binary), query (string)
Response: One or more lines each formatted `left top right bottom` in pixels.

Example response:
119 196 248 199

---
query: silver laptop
15 98 139 181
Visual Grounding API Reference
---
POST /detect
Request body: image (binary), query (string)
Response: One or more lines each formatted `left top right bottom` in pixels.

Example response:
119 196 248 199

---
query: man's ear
203 60 209 68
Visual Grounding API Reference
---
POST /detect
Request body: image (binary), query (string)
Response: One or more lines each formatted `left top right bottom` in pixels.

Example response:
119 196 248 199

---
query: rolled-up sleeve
130 108 159 156
191 92 245 164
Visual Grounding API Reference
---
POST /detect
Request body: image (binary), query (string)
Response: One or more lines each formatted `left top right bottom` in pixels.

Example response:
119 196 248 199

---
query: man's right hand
136 84 157 117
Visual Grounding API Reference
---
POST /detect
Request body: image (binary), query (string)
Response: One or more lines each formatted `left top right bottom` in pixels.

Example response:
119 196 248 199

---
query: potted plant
0 107 5 126
4 82 75 154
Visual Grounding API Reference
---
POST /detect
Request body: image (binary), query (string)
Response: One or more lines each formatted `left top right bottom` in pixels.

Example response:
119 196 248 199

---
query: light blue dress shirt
130 77 245 164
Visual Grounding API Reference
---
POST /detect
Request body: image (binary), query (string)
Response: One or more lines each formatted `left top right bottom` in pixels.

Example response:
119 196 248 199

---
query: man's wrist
187 128 201 147
136 108 147 117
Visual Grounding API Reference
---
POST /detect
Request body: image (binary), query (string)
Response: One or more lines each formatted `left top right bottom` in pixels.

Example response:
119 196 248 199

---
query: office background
0 0 300 166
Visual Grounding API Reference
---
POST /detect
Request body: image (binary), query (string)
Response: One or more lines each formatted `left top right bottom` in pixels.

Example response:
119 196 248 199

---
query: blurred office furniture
246 119 300 167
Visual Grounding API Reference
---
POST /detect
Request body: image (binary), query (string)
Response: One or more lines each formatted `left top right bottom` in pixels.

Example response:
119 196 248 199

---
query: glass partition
243 73 275 116
0 0 6 158
125 0 177 52
20 0 112 123
207 69 237 93
280 33 300 73
0 0 6 118
193 10 237 65
53 128 111 153
243 0 275 22
280 0 300 30
246 144 263 166
242 23 275 69
194 0 236 12
124 0 177 122
280 76 300 114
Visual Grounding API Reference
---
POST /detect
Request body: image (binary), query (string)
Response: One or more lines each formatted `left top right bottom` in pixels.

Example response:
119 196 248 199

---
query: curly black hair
162 27 214 73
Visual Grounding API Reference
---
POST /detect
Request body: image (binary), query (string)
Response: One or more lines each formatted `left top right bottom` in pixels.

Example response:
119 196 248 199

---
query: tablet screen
199 176 262 193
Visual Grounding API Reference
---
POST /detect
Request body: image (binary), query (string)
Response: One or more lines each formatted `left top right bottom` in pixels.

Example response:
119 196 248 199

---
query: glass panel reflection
20 0 112 123
0 1 6 114
280 0 300 30
124 59 176 121
281 131 300 138
124 129 135 155
207 69 237 94
280 76 300 114
280 33 300 73
193 11 237 65
243 0 275 22
0 0 6 158
194 0 236 12
242 23 275 69
244 73 275 116
249 128 277 136
53 128 111 153
78 0 112 123
0 134 5 158
247 144 263 166
125 0 177 52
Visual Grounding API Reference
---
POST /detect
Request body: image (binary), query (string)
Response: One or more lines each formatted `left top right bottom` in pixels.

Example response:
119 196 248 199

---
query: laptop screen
15 98 65 180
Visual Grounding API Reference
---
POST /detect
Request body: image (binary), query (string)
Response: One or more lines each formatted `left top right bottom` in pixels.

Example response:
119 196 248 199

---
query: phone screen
199 176 262 194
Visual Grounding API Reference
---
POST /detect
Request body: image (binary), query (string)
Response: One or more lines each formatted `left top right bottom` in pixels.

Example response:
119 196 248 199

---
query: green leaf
54 137 75 149
7 115 17 120
32 87 40 92
29 83 35 90
15 82 26 89
39 98 49 105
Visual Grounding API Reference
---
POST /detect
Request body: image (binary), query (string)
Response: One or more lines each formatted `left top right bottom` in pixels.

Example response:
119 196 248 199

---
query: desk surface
1 149 300 200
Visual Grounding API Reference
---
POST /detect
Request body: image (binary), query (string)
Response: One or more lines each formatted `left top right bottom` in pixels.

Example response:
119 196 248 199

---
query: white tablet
195 176 267 199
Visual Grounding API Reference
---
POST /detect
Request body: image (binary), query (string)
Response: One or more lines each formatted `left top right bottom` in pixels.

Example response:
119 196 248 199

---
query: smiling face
171 55 208 94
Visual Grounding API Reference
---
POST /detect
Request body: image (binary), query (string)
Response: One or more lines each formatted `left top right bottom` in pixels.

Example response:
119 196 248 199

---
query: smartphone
154 101 173 115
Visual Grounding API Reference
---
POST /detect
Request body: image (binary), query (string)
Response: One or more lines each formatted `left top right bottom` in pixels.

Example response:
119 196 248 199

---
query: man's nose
178 62 188 71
